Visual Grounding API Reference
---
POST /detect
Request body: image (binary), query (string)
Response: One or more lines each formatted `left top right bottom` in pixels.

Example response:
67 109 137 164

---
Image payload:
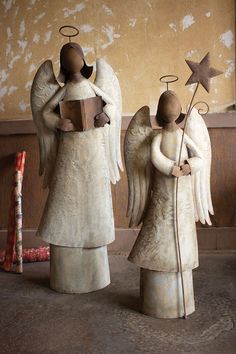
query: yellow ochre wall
0 0 235 119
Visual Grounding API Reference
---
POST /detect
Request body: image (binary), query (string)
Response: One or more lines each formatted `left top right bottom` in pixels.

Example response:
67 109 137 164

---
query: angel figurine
125 89 213 318
31 35 122 293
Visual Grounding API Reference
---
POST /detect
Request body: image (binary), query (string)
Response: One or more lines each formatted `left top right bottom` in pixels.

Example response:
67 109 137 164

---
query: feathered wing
124 106 154 227
185 107 214 225
94 58 123 183
30 60 60 188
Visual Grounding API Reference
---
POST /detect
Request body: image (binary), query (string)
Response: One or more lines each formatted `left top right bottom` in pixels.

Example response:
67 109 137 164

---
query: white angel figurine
31 41 122 293
125 90 213 318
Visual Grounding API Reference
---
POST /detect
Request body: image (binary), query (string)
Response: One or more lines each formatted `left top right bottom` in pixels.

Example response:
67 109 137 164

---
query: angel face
61 47 84 74
156 91 185 127
58 42 93 82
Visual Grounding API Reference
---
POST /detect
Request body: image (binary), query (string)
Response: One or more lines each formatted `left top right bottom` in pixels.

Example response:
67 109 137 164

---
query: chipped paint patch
220 30 234 48
8 85 18 95
169 23 177 32
33 33 40 44
0 87 8 98
7 27 13 40
102 4 113 16
44 31 52 44
19 20 25 38
63 3 85 17
129 18 137 28
225 60 235 78
186 49 197 58
0 69 9 83
101 25 120 49
33 13 46 24
80 24 94 33
18 101 30 112
182 14 195 31
205 12 211 17
24 52 32 63
2 0 15 13
18 39 27 52
8 55 20 69
29 63 36 74
82 46 94 56
25 81 32 90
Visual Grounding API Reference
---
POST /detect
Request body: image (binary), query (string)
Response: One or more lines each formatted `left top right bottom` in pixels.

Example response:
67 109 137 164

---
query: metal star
185 52 223 92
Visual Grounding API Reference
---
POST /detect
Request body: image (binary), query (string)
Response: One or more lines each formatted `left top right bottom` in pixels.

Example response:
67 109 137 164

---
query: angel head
58 42 93 83
156 90 185 127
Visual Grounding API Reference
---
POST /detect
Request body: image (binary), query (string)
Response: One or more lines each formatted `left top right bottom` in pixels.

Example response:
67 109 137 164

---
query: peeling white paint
25 81 32 90
19 20 25 38
102 4 113 16
225 60 235 78
101 25 120 49
6 43 11 56
169 23 177 32
146 1 152 9
33 33 40 44
80 24 94 33
186 49 197 58
205 12 211 17
8 54 20 69
7 27 12 40
18 101 30 112
44 31 52 44
8 85 18 95
182 14 195 31
0 86 8 98
2 0 15 13
33 12 46 24
63 3 85 17
29 63 36 74
219 30 234 48
82 46 94 56
18 39 28 52
129 18 137 28
0 69 9 83
24 52 32 63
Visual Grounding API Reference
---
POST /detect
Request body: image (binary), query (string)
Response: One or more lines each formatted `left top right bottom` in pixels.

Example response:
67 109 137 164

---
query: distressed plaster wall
0 0 235 119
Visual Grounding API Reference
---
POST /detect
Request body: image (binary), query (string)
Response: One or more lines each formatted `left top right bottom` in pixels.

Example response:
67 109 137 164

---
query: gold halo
59 25 79 42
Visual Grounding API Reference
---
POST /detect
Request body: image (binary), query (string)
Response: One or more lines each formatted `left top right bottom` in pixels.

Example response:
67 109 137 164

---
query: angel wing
185 107 214 225
31 60 61 188
124 106 155 227
94 58 123 183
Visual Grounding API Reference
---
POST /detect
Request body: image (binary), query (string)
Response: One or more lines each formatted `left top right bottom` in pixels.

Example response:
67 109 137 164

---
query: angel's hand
57 118 75 132
172 165 183 178
94 112 110 128
180 163 191 176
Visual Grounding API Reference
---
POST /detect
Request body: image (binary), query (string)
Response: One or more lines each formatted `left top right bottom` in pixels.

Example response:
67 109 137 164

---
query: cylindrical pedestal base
140 268 195 318
50 244 110 294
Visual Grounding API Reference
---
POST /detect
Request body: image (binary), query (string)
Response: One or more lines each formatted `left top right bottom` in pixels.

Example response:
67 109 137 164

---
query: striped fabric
3 151 26 273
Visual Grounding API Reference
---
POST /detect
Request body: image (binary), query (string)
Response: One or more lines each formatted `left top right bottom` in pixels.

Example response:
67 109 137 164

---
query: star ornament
185 52 223 93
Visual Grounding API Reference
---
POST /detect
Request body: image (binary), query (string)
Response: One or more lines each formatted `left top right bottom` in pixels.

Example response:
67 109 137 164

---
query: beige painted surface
0 0 235 119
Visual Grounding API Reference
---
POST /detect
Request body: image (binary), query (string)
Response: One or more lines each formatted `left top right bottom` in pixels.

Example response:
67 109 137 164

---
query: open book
59 96 103 131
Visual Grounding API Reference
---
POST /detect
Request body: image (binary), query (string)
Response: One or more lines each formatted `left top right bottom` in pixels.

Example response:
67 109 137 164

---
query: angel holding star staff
30 26 123 294
125 53 222 319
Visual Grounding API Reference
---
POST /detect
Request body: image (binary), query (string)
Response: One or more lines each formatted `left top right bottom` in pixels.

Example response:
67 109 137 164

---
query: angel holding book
31 29 122 294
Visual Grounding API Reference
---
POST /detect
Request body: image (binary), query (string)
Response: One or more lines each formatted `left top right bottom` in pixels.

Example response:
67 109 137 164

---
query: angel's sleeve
151 134 176 176
184 134 203 175
42 86 66 131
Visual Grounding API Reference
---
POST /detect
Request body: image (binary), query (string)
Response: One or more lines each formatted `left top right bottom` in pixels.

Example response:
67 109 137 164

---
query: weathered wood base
140 268 195 318
50 244 110 294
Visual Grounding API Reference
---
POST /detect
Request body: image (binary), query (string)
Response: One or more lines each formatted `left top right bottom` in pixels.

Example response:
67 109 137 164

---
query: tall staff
174 52 222 318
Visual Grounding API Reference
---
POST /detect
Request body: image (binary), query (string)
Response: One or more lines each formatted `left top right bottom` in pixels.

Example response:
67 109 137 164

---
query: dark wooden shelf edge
0 112 236 135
